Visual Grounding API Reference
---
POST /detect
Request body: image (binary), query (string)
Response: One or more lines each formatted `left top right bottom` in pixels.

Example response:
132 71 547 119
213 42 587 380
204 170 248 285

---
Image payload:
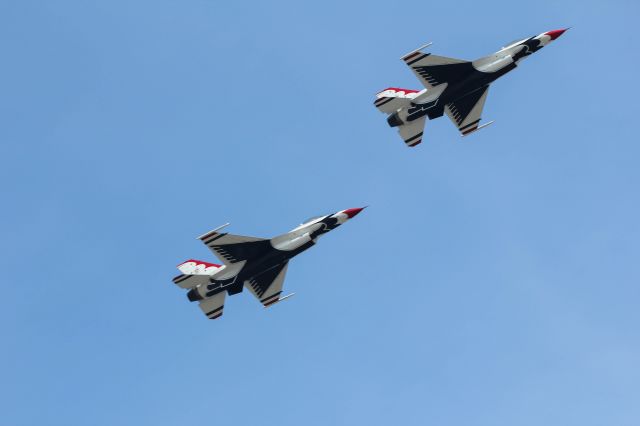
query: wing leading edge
402 51 473 89
198 226 271 265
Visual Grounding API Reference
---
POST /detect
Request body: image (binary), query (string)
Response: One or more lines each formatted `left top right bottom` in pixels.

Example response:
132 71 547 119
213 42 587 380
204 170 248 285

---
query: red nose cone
545 28 568 40
343 207 366 218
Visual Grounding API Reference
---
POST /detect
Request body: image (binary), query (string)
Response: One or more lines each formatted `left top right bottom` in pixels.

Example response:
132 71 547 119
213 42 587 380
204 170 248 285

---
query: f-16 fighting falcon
172 207 366 320
374 28 569 147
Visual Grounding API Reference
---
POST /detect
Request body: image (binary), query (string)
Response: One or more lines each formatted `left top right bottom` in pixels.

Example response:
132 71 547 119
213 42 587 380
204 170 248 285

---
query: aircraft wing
199 226 271 265
398 116 426 147
246 262 289 307
198 291 226 320
445 86 491 136
402 52 473 89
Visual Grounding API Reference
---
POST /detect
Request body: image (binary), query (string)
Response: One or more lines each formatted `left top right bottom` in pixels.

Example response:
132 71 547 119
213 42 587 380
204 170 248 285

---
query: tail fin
374 87 420 114
177 259 222 275
172 259 223 289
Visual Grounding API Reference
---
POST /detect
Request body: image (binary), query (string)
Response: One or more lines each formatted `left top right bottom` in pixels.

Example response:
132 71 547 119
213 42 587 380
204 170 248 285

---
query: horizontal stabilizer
398 116 426 147
172 273 211 289
198 292 226 320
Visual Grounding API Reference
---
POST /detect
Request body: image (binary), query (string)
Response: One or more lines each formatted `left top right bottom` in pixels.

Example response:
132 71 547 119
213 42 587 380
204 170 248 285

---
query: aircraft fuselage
388 30 567 128
185 208 365 301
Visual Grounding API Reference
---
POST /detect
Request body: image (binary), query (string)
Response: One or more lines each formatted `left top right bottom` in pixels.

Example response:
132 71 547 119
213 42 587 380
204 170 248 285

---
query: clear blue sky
2 1 639 425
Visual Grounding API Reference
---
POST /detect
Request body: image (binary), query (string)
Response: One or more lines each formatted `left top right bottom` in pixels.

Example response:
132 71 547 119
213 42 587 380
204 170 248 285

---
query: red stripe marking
262 293 279 301
199 231 218 240
403 51 421 61
377 87 420 95
178 259 222 268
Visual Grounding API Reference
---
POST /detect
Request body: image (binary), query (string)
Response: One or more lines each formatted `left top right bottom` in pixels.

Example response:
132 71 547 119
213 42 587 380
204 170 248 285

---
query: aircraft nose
343 207 366 219
545 28 569 40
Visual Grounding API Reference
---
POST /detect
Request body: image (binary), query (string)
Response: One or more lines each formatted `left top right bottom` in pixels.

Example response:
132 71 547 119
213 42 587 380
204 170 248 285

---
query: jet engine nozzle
387 111 404 127
187 288 204 302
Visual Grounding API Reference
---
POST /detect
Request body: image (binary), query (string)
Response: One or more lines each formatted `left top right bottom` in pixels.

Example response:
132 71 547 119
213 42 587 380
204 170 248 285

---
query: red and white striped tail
374 87 420 114
177 259 222 275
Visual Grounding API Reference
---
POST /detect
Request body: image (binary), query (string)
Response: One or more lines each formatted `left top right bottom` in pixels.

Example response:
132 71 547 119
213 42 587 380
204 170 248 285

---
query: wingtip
263 293 296 308
197 223 231 240
400 42 433 60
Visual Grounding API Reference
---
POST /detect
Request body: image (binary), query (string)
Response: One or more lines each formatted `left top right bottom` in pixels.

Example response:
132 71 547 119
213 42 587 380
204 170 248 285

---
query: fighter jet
375 29 569 147
172 207 365 319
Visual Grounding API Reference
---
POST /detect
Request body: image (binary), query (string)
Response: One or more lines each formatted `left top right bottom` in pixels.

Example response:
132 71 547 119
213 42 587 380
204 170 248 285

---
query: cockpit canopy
290 214 328 232
300 215 326 226
500 38 527 50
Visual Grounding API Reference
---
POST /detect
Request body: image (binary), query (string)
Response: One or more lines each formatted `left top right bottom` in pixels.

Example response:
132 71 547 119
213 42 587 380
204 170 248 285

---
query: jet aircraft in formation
173 208 365 319
172 28 569 320
374 29 568 146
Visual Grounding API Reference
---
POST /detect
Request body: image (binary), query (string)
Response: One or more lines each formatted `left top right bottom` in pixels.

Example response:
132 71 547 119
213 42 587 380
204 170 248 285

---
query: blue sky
2 0 639 425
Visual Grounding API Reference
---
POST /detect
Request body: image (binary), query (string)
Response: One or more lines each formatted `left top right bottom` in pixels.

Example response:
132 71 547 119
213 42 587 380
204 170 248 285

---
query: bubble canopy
300 215 326 225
